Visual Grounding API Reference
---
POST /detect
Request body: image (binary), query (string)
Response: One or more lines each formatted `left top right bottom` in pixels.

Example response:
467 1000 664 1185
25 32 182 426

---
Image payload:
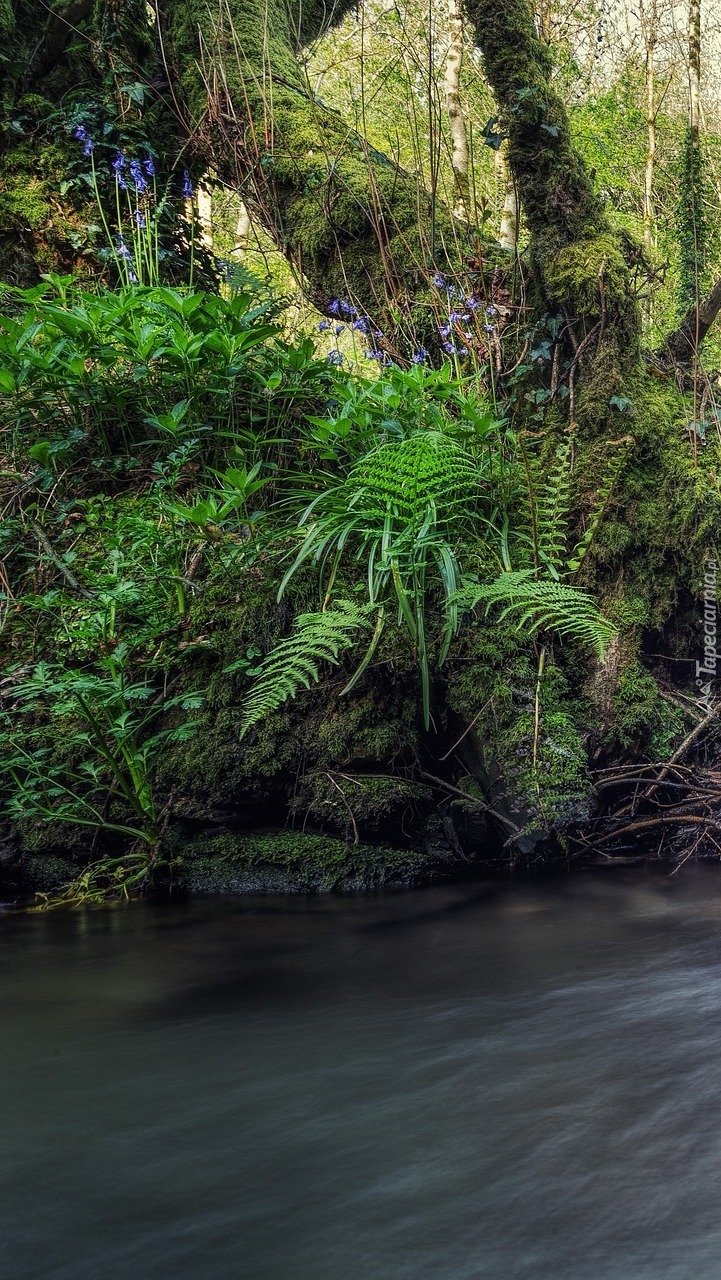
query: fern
458 570 616 658
535 437 573 574
279 430 485 727
235 601 371 737
567 437 632 573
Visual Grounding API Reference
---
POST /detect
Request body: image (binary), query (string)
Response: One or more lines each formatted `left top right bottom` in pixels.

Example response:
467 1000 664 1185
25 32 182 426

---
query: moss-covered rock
169 829 451 894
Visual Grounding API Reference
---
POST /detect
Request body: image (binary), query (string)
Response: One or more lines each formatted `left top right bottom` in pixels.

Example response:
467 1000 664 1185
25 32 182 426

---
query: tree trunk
641 0 658 256
160 0 468 335
496 144 518 252
464 0 641 411
443 0 471 221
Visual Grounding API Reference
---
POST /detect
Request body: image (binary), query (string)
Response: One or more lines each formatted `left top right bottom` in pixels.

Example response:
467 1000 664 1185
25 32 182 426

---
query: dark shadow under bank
0 817 711 908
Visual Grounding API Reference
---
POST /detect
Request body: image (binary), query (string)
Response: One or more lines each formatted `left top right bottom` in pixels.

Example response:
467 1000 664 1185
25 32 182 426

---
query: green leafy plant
0 653 203 903
279 429 489 725
233 601 372 736
457 570 615 657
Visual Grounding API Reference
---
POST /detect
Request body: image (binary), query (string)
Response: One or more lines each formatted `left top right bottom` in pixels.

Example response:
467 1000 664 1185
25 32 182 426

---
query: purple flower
339 301 357 317
449 310 469 323
73 126 94 156
328 299 341 316
182 170 193 198
144 154 156 178
335 324 344 335
318 319 330 332
75 127 93 155
133 209 146 229
466 295 482 310
432 272 446 288
115 236 133 262
412 348 430 363
128 269 138 284
484 324 495 334
129 159 148 194
112 152 127 189
486 305 498 317
352 317 370 334
438 323 451 339
327 349 344 366
442 342 457 355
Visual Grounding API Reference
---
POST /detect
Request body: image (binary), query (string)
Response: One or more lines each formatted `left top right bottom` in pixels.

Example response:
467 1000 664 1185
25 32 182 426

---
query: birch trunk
443 0 471 220
641 0 658 255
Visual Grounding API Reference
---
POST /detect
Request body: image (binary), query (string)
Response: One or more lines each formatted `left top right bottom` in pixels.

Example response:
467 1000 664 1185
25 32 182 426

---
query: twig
31 520 94 600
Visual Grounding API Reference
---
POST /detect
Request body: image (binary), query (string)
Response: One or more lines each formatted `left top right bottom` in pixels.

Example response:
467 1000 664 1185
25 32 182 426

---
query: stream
4 868 721 1278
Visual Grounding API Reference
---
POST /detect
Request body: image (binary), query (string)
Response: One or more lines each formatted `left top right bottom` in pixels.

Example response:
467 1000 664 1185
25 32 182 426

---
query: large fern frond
458 570 616 658
237 601 371 737
535 437 574 573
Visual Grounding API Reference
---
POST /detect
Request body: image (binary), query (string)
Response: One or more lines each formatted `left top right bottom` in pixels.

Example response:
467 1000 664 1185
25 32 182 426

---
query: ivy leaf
120 82 148 105
609 394 633 415
531 340 552 361
481 117 507 150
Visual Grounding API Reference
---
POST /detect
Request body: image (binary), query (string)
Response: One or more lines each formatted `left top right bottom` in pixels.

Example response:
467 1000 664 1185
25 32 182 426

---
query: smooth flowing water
4 869 721 1279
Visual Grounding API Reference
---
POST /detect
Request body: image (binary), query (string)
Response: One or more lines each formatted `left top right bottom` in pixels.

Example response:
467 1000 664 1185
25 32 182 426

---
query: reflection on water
4 869 721 1278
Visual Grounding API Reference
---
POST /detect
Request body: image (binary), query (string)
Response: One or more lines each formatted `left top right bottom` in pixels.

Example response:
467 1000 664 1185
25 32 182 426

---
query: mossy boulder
170 830 453 894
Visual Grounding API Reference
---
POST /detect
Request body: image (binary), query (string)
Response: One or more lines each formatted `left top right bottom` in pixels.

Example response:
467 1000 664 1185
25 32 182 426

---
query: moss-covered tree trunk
160 0 474 333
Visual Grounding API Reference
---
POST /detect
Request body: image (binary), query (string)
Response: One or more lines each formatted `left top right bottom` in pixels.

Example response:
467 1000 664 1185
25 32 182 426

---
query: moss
608 659 685 758
20 854 77 893
446 620 593 834
170 829 440 893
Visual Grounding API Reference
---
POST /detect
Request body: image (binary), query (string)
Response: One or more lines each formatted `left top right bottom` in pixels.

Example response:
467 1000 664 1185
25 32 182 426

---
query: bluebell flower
73 126 94 156
486 305 498 316
466 295 482 310
328 299 341 316
484 324 495 334
352 317 370 334
129 159 148 194
128 269 138 283
449 310 469 323
318 319 330 332
432 272 446 288
339 301 357 317
412 348 430 363
335 324 344 335
74 126 94 155
442 342 456 355
327 349 344 365
133 210 146 228
116 237 132 260
438 323 451 339
112 153 127 188
144 154 156 178
182 170 193 198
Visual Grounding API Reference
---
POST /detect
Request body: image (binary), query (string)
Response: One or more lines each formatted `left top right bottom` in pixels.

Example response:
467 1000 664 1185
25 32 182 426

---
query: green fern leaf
237 601 371 737
458 570 616 658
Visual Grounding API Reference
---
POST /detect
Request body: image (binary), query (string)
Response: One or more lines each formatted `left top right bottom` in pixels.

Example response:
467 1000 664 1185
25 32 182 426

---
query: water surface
3 868 721 1278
